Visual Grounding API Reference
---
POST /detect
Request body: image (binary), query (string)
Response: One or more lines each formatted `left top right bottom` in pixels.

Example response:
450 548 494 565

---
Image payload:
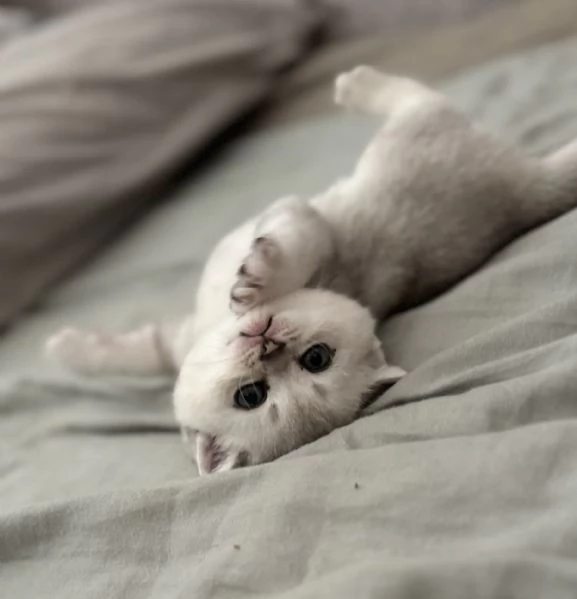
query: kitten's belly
313 187 409 317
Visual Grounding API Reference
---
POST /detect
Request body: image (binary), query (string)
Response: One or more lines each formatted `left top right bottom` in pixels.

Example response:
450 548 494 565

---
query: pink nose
239 316 283 358
240 316 273 338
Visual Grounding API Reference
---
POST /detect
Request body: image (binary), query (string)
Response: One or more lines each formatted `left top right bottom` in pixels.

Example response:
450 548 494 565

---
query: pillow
0 0 320 328
0 6 31 45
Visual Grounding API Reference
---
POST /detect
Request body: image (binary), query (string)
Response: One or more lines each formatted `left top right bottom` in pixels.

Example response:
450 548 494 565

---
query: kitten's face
174 289 405 475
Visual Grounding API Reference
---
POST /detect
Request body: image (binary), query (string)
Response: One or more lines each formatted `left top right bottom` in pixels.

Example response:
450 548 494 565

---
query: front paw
45 328 107 374
230 236 283 315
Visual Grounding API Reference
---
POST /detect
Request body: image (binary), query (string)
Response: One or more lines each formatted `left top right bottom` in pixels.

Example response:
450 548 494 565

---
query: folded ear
195 432 240 476
375 363 407 383
181 428 240 476
359 362 407 411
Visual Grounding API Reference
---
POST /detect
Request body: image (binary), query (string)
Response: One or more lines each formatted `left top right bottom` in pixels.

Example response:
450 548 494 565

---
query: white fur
175 290 401 473
46 67 577 474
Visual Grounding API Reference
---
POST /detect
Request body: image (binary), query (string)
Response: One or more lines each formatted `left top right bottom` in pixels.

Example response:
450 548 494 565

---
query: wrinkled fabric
3 37 577 599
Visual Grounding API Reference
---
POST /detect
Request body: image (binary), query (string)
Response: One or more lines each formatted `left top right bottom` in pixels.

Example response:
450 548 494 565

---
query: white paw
230 236 283 315
334 65 387 110
45 328 109 374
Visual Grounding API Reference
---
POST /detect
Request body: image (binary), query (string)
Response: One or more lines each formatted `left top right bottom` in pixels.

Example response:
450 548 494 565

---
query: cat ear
360 362 407 411
375 363 407 383
367 340 407 382
185 430 240 476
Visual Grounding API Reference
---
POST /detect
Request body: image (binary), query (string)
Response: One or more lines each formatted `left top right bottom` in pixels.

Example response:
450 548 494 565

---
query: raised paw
230 236 283 315
45 328 112 374
334 65 388 112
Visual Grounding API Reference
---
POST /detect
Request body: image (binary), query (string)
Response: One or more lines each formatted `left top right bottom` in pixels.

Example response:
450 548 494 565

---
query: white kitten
175 289 404 474
47 67 577 474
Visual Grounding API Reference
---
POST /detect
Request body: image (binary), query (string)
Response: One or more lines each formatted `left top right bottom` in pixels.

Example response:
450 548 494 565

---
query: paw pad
229 235 282 314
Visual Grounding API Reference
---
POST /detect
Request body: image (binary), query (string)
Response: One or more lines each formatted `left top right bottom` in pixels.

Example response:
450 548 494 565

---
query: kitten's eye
234 381 268 410
299 343 334 373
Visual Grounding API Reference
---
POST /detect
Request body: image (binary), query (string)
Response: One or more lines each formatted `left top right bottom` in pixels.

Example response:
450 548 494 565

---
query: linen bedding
3 38 577 597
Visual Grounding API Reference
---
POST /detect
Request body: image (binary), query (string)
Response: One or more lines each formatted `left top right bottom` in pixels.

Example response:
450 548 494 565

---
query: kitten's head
174 288 405 475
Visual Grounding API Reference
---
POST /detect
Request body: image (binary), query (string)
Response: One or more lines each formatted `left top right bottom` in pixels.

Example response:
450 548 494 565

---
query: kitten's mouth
260 337 285 360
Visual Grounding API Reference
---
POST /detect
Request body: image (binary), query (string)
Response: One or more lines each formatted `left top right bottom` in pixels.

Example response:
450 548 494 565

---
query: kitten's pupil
299 343 334 373
234 381 268 410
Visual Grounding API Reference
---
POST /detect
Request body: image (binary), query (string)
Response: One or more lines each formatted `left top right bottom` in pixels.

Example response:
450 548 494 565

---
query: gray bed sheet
3 39 577 597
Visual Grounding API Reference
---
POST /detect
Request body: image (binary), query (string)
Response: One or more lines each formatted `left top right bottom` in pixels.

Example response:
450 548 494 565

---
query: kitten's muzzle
239 315 273 338
260 338 285 360
239 316 284 359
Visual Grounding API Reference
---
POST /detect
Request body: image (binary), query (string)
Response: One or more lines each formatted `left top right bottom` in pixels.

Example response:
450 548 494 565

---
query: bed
3 1 577 597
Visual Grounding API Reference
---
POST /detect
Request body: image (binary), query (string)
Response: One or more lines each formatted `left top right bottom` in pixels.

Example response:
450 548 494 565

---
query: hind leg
334 66 445 119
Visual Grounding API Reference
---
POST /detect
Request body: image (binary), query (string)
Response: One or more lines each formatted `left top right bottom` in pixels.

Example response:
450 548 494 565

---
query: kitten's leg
334 65 444 119
230 196 335 314
45 322 180 377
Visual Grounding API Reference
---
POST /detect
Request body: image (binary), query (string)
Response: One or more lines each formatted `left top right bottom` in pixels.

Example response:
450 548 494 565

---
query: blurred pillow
0 6 32 46
0 0 320 328
9 1 97 17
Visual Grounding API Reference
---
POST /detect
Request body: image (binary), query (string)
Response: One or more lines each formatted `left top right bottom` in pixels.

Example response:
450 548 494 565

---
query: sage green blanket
3 40 577 598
